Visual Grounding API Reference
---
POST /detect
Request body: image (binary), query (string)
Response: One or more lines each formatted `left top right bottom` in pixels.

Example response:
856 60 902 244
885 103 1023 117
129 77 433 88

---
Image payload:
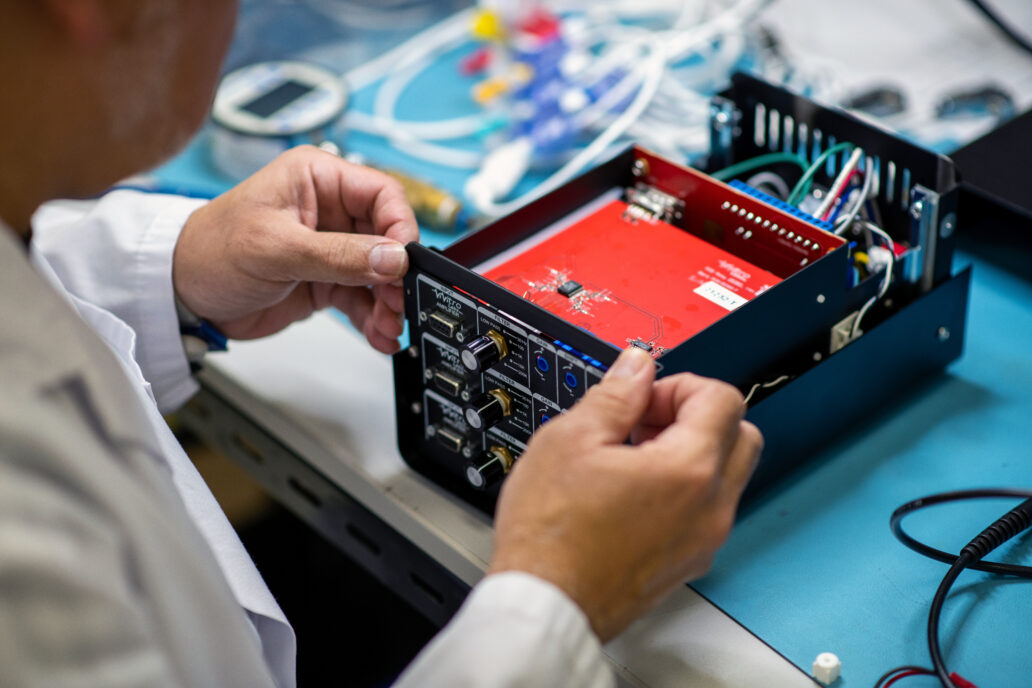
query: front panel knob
466 445 515 490
460 329 508 374
464 388 512 431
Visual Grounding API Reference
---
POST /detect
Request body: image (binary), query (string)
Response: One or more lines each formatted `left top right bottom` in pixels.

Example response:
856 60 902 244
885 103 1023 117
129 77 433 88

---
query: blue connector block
729 179 834 232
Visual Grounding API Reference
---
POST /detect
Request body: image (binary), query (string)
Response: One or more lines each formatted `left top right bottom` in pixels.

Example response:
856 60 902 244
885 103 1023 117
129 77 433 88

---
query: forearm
394 572 614 688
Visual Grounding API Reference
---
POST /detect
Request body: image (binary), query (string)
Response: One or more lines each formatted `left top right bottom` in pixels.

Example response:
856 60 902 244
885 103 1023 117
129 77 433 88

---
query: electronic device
393 73 984 513
210 61 348 180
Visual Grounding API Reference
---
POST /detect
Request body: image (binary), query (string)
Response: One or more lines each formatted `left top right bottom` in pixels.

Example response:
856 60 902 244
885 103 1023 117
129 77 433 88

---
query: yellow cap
471 9 506 41
473 77 510 105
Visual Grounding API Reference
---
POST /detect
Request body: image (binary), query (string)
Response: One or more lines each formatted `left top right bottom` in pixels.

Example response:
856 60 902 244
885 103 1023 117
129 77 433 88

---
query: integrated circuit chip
558 280 583 297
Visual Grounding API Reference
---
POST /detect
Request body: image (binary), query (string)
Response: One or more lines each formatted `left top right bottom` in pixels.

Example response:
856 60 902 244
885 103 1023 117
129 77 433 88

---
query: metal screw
424 370 433 381
713 109 731 127
937 326 950 342
410 402 422 415
426 425 436 437
813 352 823 362
462 446 473 459
910 200 924 221
816 294 826 304
460 390 471 402
633 158 649 177
940 212 956 239
407 346 419 359
418 311 427 322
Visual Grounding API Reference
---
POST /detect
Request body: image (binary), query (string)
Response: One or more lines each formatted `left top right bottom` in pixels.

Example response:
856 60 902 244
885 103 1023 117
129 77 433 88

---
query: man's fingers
638 374 745 430
559 348 656 446
304 150 419 244
373 283 405 314
722 421 763 496
327 284 375 331
646 376 744 443
275 230 410 286
638 375 747 475
370 298 405 339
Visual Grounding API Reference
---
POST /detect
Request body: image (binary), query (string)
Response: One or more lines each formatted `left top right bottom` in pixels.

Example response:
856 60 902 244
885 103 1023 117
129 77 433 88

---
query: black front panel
396 271 611 505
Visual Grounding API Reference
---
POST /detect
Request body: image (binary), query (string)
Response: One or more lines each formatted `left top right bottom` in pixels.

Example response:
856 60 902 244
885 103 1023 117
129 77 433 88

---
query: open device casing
393 74 974 513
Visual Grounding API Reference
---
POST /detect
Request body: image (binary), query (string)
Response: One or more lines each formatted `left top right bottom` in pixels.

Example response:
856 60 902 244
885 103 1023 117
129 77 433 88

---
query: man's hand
172 146 419 353
488 347 762 643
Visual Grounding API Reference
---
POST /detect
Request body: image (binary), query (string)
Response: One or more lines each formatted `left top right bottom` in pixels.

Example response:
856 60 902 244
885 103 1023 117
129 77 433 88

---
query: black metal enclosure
393 73 983 513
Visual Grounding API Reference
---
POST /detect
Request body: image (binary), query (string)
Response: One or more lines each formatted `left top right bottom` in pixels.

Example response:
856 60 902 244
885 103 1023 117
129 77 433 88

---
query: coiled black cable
890 489 1032 687
963 0 1032 59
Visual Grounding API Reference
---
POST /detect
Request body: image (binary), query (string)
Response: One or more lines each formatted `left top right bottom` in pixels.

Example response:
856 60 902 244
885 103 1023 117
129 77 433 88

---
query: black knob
464 389 512 431
460 330 508 374
465 446 514 490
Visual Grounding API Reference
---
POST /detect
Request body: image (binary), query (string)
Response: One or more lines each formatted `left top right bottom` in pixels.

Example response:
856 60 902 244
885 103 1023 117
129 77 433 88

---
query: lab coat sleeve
394 572 615 688
32 191 207 413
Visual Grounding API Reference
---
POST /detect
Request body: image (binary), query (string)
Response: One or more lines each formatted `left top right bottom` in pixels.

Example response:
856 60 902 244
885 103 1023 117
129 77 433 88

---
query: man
0 1 762 686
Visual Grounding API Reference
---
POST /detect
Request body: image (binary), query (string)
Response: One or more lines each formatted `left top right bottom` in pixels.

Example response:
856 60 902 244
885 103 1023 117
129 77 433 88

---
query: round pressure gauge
210 60 348 180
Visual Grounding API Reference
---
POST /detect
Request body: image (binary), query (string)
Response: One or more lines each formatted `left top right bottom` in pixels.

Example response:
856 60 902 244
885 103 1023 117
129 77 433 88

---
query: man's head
0 0 238 232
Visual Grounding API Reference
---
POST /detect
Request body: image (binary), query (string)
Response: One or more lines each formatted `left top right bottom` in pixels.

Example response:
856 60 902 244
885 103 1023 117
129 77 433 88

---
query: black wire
928 556 972 688
890 488 1032 579
891 489 1032 687
963 0 1032 59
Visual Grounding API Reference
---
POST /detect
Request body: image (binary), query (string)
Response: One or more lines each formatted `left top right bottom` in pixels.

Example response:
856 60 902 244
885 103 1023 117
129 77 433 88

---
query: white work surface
201 311 815 688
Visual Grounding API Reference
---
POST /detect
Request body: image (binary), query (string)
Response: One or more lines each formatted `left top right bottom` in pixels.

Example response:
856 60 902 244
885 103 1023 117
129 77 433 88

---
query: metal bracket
708 95 739 170
906 185 941 290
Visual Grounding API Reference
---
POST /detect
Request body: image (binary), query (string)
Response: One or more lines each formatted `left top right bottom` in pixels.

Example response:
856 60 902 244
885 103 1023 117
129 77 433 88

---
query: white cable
745 171 791 200
471 37 668 217
345 109 488 141
339 0 766 196
815 147 864 220
661 0 771 61
850 221 896 339
471 0 768 216
743 374 791 406
343 7 474 91
834 156 875 235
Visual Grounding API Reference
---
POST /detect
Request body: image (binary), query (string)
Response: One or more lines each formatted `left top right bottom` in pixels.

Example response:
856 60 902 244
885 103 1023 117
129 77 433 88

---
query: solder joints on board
522 268 614 317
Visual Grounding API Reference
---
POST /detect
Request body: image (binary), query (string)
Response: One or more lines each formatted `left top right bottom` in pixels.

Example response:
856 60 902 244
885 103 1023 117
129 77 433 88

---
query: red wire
819 168 860 220
882 668 935 688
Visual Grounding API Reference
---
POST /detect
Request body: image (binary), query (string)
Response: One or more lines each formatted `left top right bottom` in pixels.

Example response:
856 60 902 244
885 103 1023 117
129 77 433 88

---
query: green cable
710 152 810 182
786 142 854 206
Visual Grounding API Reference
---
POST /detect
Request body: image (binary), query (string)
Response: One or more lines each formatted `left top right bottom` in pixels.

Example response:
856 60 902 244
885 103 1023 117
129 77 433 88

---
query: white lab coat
29 190 613 688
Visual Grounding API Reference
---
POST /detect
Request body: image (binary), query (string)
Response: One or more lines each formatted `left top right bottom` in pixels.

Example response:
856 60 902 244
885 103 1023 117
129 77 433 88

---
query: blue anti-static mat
692 253 1032 686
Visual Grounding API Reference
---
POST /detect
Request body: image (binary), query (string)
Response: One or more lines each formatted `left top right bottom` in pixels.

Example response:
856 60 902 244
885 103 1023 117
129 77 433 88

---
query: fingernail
605 347 651 380
370 243 407 277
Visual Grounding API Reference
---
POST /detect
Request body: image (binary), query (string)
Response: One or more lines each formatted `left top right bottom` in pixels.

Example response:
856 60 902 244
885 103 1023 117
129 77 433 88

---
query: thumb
566 347 655 446
280 230 410 285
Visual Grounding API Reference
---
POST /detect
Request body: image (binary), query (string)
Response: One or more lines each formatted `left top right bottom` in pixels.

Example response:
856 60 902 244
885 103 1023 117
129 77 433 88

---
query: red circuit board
483 199 782 355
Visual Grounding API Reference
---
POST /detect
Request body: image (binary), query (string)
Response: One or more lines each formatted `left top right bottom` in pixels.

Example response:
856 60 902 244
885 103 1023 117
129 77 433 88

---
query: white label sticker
693 280 748 311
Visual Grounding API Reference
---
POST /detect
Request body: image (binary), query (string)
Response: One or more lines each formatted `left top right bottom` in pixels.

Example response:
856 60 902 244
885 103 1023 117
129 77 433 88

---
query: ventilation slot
783 115 796 154
754 103 767 148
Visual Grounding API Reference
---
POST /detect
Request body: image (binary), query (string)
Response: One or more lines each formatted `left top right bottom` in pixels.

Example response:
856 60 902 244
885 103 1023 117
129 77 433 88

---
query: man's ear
37 0 112 50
